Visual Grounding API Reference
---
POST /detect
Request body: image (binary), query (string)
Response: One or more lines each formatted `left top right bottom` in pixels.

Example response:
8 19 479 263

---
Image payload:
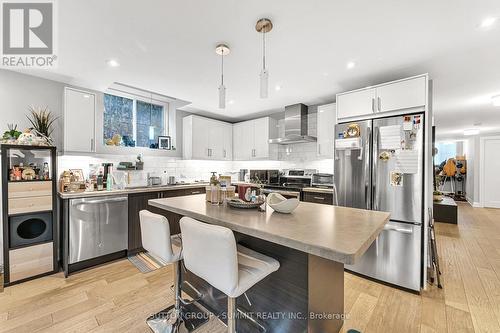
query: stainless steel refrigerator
334 113 424 291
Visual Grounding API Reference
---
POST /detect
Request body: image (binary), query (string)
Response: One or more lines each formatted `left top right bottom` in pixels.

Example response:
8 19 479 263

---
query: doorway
480 136 500 208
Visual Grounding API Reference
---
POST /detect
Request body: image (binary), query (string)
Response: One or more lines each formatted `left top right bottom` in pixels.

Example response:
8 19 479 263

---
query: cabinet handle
313 196 325 200
223 149 226 158
191 191 201 194
318 143 321 155
90 138 94 151
372 98 375 112
377 97 381 112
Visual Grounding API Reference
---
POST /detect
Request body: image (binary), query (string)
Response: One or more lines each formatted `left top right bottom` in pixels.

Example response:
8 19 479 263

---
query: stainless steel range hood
269 103 317 144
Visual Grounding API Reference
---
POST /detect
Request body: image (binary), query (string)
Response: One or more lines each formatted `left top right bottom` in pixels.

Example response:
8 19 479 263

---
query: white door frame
479 135 500 208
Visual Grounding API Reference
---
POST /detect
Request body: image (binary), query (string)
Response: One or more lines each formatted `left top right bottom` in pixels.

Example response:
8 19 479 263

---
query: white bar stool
140 210 206 333
180 217 280 333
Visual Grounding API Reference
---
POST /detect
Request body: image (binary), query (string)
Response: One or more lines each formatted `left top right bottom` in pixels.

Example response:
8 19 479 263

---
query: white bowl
266 193 299 214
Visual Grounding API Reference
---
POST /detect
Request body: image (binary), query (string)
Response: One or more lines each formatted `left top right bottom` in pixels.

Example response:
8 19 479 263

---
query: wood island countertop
149 194 390 265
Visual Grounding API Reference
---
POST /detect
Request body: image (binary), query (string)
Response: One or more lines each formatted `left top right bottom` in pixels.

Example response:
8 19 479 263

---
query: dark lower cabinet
128 191 161 254
303 192 333 205
127 187 206 254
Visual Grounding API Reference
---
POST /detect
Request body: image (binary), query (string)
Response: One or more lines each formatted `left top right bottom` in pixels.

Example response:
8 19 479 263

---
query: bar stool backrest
139 210 176 263
180 217 239 295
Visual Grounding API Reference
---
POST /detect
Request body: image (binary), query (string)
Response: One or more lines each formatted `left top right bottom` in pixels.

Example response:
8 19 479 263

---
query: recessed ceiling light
106 59 120 67
83 94 90 98
492 94 500 106
480 17 497 29
464 128 480 136
228 100 235 105
275 85 281 91
346 61 356 69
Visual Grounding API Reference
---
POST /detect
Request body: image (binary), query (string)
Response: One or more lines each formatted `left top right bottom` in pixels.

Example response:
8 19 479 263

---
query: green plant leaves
26 105 58 138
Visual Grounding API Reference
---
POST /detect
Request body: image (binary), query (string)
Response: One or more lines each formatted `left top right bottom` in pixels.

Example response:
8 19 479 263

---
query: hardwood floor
1 202 499 332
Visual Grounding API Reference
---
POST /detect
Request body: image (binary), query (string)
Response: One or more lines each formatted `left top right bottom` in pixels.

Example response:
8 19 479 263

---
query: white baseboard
465 197 483 208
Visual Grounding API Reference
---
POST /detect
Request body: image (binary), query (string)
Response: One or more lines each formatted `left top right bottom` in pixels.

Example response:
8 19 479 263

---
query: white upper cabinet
183 115 232 160
252 117 271 159
64 87 96 153
232 121 253 160
317 103 336 158
336 75 427 120
233 117 277 160
221 123 233 160
375 76 426 113
336 88 376 120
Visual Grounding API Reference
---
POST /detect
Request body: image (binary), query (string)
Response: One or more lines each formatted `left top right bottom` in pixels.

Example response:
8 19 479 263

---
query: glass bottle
210 184 219 205
97 172 104 191
220 184 227 206
43 162 50 180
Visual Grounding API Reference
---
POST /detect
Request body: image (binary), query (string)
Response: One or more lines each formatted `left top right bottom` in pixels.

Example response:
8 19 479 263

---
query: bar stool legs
146 261 184 333
227 297 236 333
146 261 209 333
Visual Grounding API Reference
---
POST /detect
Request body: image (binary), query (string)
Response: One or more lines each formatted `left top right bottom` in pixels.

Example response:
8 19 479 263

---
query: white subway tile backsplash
58 144 334 182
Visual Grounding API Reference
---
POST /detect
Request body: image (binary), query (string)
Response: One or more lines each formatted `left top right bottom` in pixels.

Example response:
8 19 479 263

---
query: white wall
0 69 65 147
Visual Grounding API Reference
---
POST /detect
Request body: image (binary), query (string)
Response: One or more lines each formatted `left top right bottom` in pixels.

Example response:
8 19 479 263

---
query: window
103 93 168 148
435 142 457 165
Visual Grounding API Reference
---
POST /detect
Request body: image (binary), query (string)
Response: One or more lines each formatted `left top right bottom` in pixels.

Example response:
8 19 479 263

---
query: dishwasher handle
74 197 128 205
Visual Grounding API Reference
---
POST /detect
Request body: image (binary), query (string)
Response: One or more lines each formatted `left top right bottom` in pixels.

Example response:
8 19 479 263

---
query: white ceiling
13 0 500 138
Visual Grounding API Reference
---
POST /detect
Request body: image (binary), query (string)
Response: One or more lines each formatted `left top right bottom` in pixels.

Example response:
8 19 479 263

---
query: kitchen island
149 194 390 333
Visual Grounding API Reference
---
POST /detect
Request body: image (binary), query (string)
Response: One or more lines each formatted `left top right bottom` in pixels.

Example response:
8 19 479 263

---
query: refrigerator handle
365 182 370 210
358 146 363 160
372 126 378 211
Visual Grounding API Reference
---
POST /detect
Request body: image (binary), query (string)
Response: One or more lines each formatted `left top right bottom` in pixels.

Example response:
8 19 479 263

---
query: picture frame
158 136 171 150
70 169 85 182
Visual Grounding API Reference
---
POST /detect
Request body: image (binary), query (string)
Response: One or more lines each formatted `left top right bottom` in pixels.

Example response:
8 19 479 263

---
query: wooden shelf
8 180 52 183
2 144 58 285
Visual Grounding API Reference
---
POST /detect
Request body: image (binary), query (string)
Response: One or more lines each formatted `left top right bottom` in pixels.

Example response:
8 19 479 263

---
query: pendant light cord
221 49 224 86
262 30 266 70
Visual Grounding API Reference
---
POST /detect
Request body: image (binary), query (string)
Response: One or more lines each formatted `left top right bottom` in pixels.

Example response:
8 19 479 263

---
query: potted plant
433 191 444 202
26 106 58 145
2 124 22 143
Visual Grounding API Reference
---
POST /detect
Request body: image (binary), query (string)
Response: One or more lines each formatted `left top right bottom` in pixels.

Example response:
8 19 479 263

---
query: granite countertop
58 183 209 199
149 194 389 265
302 187 335 194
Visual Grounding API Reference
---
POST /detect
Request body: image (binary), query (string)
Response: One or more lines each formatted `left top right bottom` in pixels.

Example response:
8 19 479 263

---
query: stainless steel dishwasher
69 195 128 264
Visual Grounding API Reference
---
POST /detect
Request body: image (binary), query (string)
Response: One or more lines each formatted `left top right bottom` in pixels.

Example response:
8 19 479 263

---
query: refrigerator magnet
379 151 391 161
390 171 404 187
403 116 413 131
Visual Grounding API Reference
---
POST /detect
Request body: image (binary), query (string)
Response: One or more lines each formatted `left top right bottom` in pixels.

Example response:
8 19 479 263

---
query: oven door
262 189 300 200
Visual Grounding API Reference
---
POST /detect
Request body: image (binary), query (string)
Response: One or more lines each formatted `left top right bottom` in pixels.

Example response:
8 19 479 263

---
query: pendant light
256 18 273 99
215 44 230 109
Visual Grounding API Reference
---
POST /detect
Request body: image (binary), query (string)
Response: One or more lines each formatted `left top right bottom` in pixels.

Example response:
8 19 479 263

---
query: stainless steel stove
260 169 317 200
